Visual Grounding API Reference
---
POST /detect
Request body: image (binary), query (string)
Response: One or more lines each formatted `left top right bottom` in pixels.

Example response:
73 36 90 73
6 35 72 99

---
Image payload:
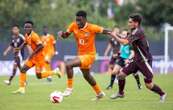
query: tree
136 0 173 27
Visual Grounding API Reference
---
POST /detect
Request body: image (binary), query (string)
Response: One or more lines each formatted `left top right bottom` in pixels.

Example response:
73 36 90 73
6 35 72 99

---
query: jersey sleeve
91 24 104 34
67 22 75 33
32 33 42 45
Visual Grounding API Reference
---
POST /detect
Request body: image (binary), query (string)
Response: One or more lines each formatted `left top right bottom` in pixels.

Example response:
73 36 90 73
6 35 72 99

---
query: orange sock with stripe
92 84 101 95
67 78 73 88
19 73 26 87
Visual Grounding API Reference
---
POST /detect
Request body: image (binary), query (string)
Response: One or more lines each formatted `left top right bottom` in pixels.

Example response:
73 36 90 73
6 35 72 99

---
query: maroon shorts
109 56 118 65
122 60 153 83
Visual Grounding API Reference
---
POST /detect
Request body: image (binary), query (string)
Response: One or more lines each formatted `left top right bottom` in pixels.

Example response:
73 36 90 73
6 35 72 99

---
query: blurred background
0 0 173 75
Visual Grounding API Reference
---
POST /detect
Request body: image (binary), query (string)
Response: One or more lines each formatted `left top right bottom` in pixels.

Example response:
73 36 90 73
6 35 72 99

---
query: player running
3 24 25 85
13 21 61 94
109 13 166 102
41 26 57 82
110 29 142 98
58 10 111 100
104 27 120 90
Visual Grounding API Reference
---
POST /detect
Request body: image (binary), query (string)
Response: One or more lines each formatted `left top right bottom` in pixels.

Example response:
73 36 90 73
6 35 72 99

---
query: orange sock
19 73 26 87
41 71 53 78
92 84 101 95
67 78 73 88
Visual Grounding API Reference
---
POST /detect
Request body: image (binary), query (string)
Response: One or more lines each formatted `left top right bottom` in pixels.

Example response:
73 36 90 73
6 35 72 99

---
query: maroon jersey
128 27 152 62
109 38 120 54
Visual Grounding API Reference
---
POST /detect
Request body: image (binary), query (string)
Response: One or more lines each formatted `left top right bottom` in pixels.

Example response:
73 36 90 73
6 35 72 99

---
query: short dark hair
24 20 34 26
76 10 87 18
129 13 142 25
12 24 20 28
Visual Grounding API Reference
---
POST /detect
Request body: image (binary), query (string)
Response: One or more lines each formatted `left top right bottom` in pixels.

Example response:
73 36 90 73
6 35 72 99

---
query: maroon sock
118 79 126 95
151 84 165 96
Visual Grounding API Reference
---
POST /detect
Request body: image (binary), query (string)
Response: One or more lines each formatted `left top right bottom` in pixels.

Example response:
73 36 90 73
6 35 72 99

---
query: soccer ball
49 91 63 103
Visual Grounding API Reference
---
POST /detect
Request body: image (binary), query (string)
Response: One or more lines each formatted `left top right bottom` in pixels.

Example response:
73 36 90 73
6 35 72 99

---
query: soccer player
13 21 61 94
41 26 56 63
41 26 57 81
109 13 166 102
104 27 120 90
3 24 25 85
58 10 111 100
110 29 142 98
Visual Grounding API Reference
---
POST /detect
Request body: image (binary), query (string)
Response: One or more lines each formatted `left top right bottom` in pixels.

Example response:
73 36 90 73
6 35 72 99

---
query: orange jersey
67 22 103 55
25 31 43 58
41 34 56 55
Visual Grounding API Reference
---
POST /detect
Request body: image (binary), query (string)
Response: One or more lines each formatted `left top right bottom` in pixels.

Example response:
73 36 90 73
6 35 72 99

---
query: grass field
0 74 173 110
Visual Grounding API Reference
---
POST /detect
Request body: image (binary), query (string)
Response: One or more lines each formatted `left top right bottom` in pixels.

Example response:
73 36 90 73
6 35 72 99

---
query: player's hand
3 52 7 56
54 51 58 55
57 31 63 39
125 59 130 64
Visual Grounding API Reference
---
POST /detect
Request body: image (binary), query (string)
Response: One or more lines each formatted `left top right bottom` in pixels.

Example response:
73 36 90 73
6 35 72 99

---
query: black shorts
116 57 126 67
122 60 153 83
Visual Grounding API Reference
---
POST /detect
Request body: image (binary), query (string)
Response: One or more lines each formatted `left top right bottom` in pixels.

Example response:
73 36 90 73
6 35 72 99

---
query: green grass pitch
0 74 173 110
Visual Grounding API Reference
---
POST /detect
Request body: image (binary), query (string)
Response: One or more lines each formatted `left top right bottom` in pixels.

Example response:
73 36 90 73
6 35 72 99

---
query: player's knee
145 83 153 89
117 72 126 80
14 63 18 68
21 67 26 73
113 69 119 75
65 62 72 69
36 73 42 79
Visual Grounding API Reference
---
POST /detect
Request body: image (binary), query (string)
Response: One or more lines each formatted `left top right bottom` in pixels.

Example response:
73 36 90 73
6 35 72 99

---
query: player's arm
58 22 74 39
104 42 111 56
3 45 12 56
58 31 71 39
102 29 112 34
28 34 44 59
109 32 129 45
28 43 43 59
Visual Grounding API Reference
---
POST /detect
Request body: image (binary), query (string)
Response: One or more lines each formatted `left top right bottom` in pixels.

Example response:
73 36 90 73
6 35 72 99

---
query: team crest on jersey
85 32 90 37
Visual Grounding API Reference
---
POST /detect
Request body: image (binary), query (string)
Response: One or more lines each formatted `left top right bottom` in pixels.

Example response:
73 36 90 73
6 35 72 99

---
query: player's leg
12 63 31 94
106 56 117 89
4 56 21 85
132 73 142 89
138 60 166 102
36 62 60 79
16 56 22 70
62 57 81 96
81 69 104 100
36 55 61 79
4 63 17 85
111 61 138 99
106 64 116 89
59 61 66 75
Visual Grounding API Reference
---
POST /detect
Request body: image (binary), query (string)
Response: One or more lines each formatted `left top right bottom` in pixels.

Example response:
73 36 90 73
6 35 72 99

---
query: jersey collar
80 22 88 30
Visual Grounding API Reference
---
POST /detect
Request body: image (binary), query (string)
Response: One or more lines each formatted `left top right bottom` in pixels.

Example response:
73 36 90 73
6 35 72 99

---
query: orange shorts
44 53 54 62
25 56 50 74
78 54 95 69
